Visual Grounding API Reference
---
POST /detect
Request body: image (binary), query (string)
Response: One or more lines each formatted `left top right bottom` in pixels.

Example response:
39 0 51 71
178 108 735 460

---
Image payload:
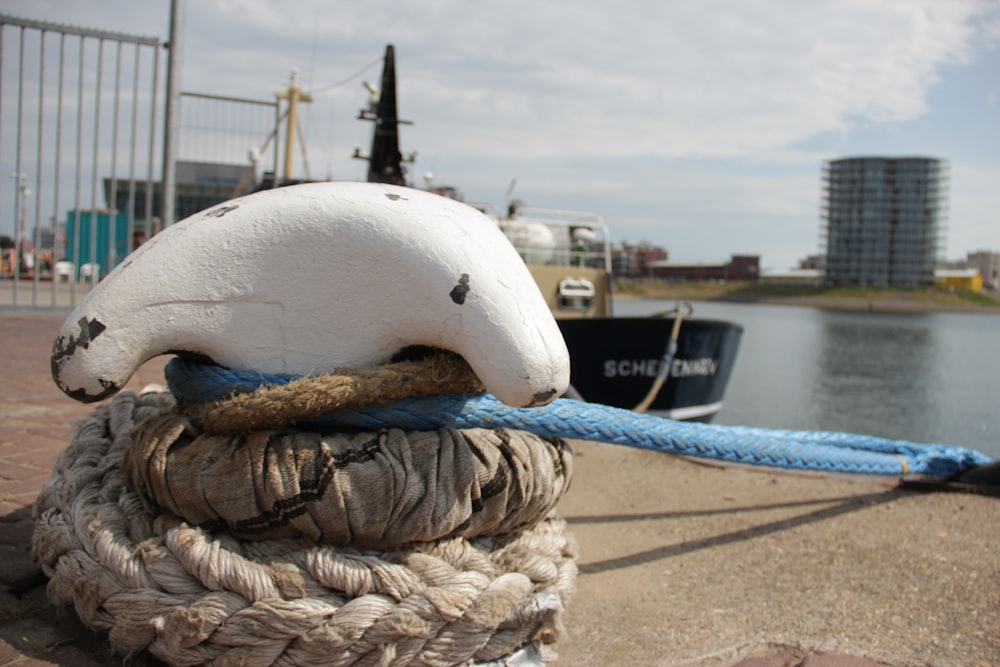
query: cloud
257 0 991 162
3 0 997 268
6 0 994 165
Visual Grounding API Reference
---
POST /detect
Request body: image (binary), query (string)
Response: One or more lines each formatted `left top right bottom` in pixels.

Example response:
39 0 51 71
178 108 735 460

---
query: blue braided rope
165 358 993 478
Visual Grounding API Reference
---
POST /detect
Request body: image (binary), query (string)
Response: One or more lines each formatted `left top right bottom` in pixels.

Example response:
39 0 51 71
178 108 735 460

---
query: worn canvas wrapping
124 415 573 549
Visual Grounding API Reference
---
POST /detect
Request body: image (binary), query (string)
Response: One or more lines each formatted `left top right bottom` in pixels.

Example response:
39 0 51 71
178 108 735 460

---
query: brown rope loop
178 352 485 435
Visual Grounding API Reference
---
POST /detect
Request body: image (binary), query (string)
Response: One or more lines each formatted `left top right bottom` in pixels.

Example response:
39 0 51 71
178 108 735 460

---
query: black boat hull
556 316 743 421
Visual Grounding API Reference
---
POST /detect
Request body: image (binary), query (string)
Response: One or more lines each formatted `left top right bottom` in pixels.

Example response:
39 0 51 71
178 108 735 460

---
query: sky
1 0 998 271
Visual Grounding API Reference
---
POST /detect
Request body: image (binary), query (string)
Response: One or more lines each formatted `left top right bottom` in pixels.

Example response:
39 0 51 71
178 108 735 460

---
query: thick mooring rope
122 413 573 549
34 388 577 665
166 358 993 478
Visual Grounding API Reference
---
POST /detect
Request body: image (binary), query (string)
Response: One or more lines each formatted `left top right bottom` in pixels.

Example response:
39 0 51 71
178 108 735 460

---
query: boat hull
556 316 743 421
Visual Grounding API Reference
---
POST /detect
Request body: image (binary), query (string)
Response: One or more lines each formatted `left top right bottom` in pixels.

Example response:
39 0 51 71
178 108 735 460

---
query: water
614 298 1000 460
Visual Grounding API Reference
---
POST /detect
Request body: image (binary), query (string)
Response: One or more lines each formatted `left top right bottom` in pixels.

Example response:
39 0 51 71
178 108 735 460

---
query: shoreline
3 278 999 315
706 294 996 314
614 280 1000 315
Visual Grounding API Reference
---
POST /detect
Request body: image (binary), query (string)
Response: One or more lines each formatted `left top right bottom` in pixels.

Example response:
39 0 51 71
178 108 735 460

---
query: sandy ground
555 440 999 666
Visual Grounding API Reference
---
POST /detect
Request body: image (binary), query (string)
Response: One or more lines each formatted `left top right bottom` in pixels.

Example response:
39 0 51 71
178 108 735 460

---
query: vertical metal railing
0 14 162 308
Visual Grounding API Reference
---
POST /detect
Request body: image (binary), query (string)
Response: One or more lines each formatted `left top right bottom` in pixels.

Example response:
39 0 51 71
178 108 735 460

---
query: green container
64 210 129 279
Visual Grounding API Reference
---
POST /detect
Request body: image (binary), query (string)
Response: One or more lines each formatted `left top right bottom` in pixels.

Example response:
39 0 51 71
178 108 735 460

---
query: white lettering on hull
603 358 719 378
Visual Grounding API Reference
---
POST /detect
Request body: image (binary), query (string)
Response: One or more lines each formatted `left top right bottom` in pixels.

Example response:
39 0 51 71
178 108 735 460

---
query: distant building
966 251 999 290
822 156 947 287
934 268 982 292
760 269 823 286
104 160 256 231
647 254 760 281
940 250 999 291
798 254 826 271
60 160 261 278
612 241 668 277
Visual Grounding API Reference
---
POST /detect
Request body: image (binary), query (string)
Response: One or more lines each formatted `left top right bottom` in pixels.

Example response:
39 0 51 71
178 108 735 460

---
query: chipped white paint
51 182 570 408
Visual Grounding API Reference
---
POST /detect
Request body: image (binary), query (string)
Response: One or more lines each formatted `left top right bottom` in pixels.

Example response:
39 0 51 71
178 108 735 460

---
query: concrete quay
1 307 997 666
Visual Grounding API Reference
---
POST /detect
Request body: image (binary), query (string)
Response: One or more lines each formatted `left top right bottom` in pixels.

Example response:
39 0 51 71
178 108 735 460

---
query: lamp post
9 172 30 276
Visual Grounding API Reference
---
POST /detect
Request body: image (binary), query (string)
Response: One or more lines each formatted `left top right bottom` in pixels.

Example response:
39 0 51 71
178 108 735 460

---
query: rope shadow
575 489 904 575
564 491 891 525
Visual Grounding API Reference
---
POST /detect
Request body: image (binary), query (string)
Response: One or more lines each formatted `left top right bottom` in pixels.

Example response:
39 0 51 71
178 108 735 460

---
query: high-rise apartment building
821 157 947 287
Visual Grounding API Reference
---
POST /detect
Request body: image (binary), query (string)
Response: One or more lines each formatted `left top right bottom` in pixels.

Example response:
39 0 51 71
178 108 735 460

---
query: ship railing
505 207 613 273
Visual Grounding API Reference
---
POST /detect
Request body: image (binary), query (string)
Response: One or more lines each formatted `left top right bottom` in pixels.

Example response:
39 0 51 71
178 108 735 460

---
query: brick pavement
0 308 991 666
1 309 167 666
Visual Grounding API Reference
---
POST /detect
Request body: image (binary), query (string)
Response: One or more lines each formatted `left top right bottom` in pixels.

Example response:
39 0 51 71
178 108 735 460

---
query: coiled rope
33 356 580 666
166 358 993 479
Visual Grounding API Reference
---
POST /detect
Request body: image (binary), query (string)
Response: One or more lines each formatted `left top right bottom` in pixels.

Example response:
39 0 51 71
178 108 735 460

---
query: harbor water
614 298 1000 461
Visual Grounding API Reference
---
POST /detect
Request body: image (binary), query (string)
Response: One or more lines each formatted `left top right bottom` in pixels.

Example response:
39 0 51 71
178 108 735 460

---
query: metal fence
179 91 280 171
170 91 280 223
0 13 162 308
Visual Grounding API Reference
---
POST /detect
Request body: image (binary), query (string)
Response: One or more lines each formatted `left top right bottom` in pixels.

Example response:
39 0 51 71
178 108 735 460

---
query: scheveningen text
603 358 719 379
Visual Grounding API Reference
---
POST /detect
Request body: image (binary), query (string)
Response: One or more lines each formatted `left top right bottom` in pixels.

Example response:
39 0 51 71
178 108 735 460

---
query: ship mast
354 44 414 185
275 69 313 182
